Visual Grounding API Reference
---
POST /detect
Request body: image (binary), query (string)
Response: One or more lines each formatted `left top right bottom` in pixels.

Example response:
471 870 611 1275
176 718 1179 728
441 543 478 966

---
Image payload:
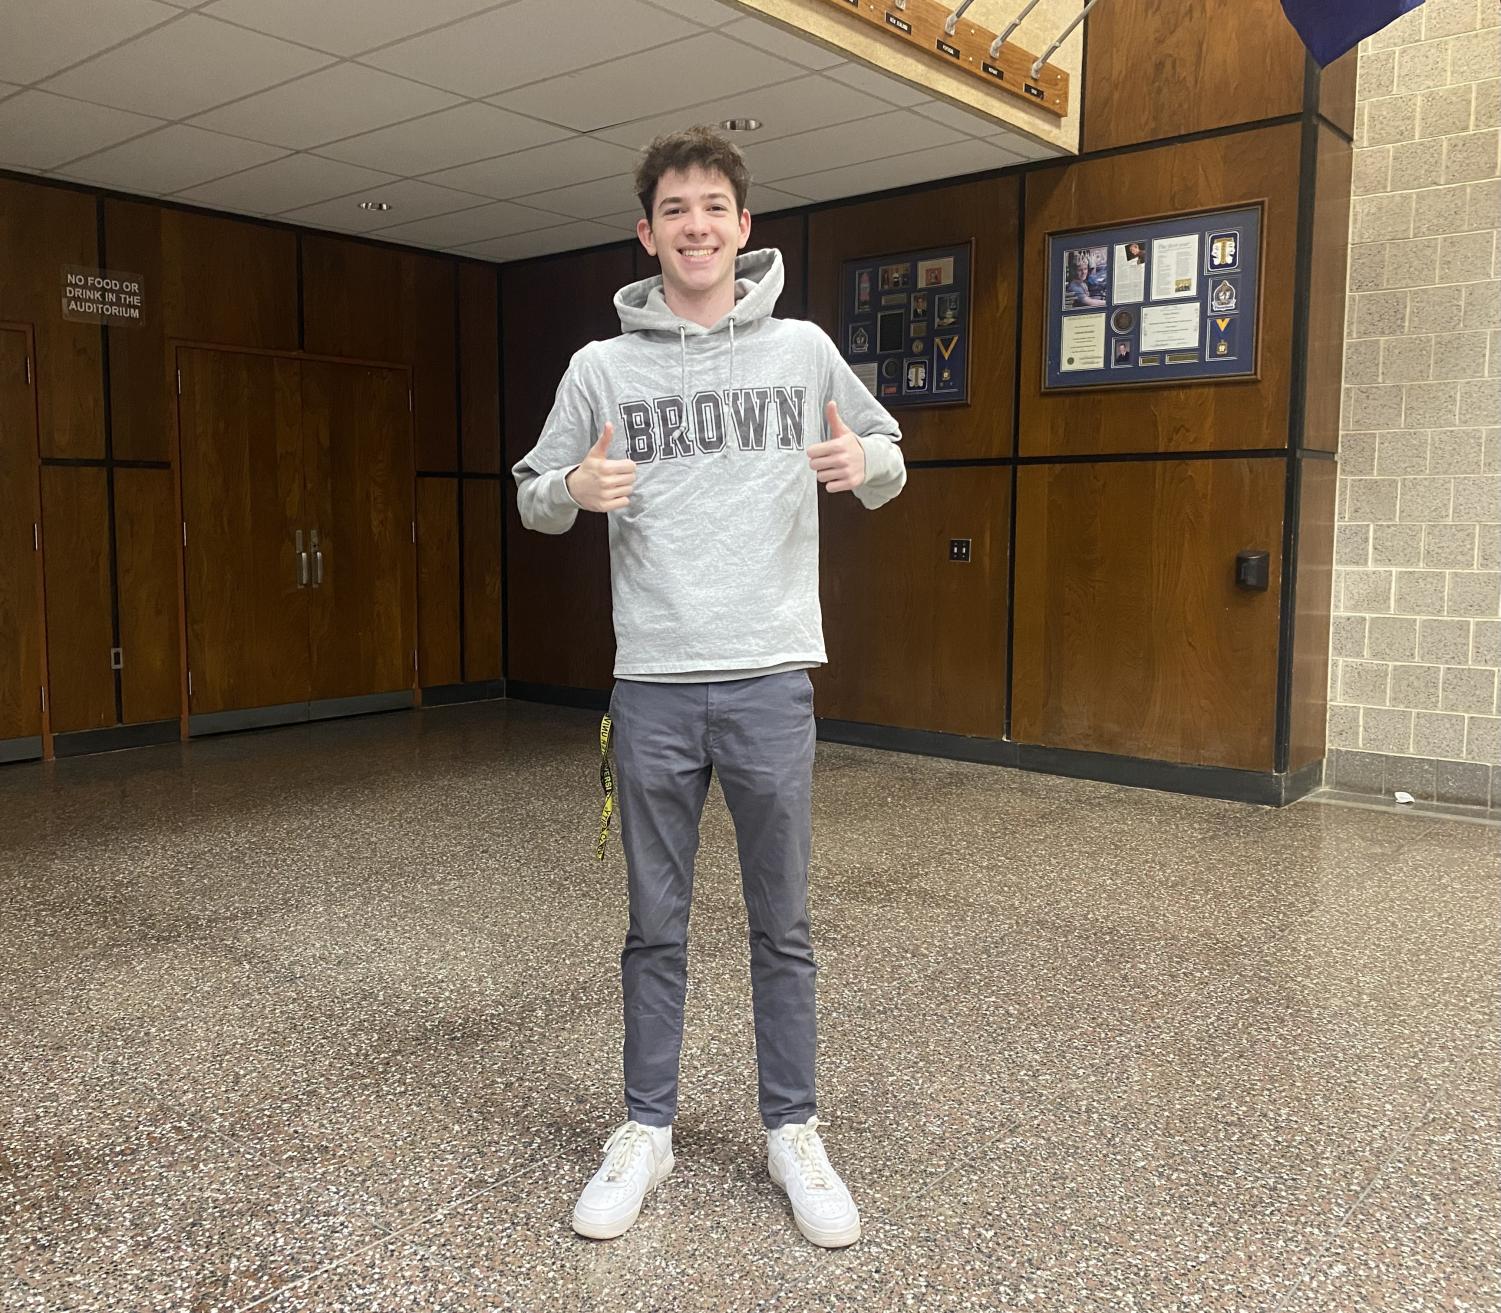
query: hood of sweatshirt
613 247 783 337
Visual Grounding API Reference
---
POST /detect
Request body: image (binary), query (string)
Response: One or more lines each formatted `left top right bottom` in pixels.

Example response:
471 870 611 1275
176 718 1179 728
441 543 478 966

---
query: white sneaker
571 1121 674 1240
767 1115 861 1248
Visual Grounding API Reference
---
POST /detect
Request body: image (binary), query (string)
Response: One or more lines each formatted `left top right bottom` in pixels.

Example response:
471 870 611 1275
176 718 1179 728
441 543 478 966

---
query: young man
513 127 905 1248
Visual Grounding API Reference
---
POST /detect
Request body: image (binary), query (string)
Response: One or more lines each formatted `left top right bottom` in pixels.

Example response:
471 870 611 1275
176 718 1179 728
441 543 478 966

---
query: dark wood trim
96 196 123 725
1275 71 1324 775
168 339 410 373
420 679 506 706
0 736 44 765
817 717 1323 806
40 457 171 469
52 718 177 758
505 680 610 712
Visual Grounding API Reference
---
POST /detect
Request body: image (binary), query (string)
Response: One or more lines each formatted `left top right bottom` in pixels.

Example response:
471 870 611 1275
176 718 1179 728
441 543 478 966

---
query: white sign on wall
61 266 146 325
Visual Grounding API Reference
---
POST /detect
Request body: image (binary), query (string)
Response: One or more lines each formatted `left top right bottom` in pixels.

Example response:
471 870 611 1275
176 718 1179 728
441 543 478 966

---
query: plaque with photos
1043 203 1263 391
840 242 972 407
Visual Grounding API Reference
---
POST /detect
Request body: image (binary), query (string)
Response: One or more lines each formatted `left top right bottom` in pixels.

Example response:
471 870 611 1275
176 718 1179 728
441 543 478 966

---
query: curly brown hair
634 126 751 220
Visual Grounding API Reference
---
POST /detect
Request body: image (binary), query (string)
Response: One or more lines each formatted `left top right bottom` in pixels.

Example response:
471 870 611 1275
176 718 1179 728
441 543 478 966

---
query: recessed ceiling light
358 200 391 212
720 118 762 132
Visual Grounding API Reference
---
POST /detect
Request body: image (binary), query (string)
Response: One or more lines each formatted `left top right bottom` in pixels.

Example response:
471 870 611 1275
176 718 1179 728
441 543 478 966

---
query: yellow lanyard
596 714 615 861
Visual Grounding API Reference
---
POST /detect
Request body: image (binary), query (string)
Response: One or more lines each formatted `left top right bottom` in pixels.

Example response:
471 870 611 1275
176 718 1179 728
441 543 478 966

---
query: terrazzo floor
1 699 1497 1312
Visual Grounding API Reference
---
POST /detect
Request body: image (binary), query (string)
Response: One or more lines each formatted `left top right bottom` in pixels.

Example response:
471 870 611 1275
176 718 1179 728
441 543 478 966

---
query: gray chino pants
609 670 817 1131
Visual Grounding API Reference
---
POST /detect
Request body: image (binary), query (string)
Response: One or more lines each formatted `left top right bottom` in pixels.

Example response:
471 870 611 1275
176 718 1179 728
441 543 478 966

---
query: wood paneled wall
0 171 502 748
1012 459 1285 769
1020 124 1304 457
816 468 1010 738
809 177 1017 462
502 242 635 692
106 200 299 463
0 180 103 460
1081 0 1354 151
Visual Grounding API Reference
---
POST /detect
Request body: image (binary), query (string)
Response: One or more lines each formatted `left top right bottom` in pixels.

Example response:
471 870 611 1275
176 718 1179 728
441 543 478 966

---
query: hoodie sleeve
511 346 598 535
815 327 907 511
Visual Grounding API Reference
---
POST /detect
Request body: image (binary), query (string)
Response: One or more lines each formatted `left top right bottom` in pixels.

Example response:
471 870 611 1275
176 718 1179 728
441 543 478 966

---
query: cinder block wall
1330 0 1500 807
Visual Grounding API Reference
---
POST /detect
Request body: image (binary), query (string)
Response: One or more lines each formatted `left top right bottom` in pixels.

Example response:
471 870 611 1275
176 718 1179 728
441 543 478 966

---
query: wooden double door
1 326 46 758
177 347 415 724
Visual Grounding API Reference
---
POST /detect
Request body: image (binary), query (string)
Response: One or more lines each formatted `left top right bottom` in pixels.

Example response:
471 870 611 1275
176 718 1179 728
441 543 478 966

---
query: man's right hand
566 423 636 512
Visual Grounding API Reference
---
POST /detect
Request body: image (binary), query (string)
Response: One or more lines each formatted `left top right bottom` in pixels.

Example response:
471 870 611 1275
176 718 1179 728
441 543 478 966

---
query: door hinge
411 520 416 544
110 647 123 671
412 648 418 673
187 671 193 697
176 368 182 396
40 686 46 713
182 521 188 547
33 523 39 551
408 387 413 412
24 356 32 386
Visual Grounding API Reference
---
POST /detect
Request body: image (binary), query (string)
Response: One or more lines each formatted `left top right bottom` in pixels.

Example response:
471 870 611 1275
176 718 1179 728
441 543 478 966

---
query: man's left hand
807 401 866 494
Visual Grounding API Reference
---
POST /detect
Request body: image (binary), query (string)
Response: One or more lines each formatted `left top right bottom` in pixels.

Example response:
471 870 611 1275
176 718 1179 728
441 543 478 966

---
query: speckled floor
1 700 1496 1313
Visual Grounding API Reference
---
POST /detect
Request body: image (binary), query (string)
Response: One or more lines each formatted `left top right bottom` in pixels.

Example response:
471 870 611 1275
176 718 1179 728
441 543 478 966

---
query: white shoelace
600 1122 653 1184
782 1115 835 1191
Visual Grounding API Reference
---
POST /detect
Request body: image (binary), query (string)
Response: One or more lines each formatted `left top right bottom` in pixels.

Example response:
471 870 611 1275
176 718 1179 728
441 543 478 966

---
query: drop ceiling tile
993 129 1061 159
0 0 178 84
40 13 333 119
743 183 811 214
0 91 163 170
280 178 490 231
740 110 962 183
456 220 626 262
591 74 895 150
915 100 1011 137
777 137 1025 203
359 0 698 98
188 62 462 150
201 0 504 58
514 174 639 221
636 0 738 25
374 200 569 247
720 16 843 69
423 136 644 200
313 102 569 175
173 151 393 212
55 123 287 195
489 32 801 133
598 209 651 231
824 63 931 108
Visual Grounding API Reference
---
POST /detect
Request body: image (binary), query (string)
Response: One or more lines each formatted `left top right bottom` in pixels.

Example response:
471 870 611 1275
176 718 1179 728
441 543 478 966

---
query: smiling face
637 165 751 308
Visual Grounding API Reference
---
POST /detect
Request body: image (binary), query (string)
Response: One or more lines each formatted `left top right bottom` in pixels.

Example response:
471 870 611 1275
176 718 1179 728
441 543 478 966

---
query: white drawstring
671 316 738 454
728 315 737 395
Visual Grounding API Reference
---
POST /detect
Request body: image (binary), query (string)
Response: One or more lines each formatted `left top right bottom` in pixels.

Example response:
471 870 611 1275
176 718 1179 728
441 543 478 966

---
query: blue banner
1280 0 1424 66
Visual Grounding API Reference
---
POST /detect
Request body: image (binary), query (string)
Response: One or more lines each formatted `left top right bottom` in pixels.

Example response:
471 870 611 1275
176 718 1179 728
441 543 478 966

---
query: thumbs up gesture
807 401 866 494
566 423 637 512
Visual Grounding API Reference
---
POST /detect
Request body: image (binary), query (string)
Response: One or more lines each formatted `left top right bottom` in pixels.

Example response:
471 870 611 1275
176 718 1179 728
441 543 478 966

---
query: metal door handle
296 529 309 586
311 529 324 586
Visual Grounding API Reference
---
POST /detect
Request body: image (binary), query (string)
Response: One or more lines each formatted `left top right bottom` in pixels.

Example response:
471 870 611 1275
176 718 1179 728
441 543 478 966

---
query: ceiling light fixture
720 118 762 132
358 200 391 211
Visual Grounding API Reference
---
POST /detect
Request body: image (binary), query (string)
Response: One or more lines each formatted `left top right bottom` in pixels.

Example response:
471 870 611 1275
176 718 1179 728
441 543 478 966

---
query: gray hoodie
513 248 905 682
